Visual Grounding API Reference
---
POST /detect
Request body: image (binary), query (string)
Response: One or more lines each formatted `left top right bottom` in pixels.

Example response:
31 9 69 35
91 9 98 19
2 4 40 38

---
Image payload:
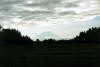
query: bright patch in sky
0 0 100 40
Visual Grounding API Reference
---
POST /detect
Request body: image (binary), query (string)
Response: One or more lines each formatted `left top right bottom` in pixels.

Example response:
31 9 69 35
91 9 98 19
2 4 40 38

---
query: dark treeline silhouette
69 27 100 43
0 25 33 44
0 24 100 45
30 27 100 48
36 27 100 45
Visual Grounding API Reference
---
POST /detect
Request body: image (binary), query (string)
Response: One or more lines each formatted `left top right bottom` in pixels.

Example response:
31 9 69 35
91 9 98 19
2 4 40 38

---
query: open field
0 43 100 67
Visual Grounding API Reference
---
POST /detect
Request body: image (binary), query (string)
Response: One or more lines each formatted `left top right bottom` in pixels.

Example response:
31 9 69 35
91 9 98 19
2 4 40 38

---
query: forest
0 25 100 44
0 25 100 67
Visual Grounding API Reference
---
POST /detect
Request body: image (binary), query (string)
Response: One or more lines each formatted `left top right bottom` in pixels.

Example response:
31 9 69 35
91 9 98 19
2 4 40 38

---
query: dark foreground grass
0 43 100 67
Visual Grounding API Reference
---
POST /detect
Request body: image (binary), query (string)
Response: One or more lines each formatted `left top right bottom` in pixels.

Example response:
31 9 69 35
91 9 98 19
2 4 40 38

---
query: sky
0 0 100 40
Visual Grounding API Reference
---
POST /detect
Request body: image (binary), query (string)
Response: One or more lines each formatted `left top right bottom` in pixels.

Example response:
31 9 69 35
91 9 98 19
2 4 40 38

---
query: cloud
0 0 100 27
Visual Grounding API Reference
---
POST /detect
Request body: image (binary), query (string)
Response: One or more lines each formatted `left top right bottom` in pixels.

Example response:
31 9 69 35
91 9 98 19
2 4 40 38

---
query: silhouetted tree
42 39 56 44
0 25 2 29
0 25 34 44
35 39 40 44
70 27 100 43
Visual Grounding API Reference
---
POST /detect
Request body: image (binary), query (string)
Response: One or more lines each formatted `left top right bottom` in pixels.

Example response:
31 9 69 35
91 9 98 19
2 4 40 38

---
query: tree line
0 25 33 44
0 25 100 45
70 27 100 43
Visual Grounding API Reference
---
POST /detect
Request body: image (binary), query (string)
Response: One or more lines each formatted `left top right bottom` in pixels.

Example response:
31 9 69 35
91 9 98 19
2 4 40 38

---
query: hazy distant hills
36 31 61 40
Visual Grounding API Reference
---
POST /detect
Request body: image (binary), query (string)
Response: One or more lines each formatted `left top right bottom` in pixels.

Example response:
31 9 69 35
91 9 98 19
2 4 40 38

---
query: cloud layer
0 0 100 27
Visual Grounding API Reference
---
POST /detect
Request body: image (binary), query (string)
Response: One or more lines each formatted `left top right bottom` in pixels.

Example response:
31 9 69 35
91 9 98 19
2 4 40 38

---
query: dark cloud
0 0 100 27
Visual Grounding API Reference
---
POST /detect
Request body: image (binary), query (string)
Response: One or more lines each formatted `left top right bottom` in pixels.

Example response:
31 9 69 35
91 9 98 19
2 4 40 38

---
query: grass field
0 43 100 67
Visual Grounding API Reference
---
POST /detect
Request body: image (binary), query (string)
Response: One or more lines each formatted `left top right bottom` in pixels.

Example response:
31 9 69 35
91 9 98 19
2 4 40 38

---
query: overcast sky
0 0 100 40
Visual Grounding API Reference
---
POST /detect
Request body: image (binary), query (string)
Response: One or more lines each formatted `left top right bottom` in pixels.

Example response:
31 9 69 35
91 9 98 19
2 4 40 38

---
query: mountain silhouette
36 31 61 40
